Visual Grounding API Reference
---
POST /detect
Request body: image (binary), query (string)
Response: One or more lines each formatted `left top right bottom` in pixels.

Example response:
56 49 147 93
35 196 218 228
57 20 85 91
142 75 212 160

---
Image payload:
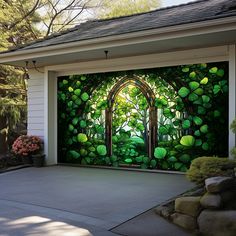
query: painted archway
105 76 157 158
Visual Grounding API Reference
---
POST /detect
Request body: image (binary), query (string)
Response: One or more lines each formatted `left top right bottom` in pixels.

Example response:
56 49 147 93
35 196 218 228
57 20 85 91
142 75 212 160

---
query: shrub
12 135 42 156
186 156 236 185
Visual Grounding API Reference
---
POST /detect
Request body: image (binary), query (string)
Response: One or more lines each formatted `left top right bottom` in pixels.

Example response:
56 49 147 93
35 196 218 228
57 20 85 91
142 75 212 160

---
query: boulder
171 213 197 230
175 196 201 217
205 176 234 193
198 210 236 236
200 192 221 209
155 205 173 219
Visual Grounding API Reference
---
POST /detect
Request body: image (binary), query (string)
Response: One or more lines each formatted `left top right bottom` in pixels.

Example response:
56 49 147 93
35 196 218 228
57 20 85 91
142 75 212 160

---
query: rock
205 176 234 193
171 213 197 230
200 192 221 209
175 196 201 217
198 210 236 236
155 205 174 219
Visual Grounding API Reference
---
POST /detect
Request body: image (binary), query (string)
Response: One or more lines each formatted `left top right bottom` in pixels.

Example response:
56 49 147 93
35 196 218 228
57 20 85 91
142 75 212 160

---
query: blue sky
162 0 196 7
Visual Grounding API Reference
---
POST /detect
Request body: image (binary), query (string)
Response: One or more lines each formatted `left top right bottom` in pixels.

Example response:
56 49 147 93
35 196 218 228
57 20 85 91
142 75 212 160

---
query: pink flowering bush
12 135 42 157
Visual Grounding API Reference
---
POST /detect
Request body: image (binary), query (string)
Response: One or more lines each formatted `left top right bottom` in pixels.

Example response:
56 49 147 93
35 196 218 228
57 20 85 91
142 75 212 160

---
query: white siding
27 70 45 139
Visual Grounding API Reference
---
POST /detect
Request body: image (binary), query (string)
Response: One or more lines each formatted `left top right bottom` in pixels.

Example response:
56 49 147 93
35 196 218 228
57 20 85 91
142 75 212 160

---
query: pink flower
12 135 43 156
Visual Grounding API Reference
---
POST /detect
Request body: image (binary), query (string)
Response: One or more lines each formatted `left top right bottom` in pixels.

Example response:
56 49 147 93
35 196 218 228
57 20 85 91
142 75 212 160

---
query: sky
162 0 197 7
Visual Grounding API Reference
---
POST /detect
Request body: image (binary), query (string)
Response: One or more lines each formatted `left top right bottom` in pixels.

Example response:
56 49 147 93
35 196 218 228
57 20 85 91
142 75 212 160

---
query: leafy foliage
186 156 236 185
58 62 228 171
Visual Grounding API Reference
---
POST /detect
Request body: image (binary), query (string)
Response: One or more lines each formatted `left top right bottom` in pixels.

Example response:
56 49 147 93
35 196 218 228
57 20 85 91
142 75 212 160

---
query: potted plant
12 135 44 166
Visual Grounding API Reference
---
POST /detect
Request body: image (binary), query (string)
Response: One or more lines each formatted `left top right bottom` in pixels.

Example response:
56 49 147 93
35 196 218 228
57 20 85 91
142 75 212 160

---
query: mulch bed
0 153 26 173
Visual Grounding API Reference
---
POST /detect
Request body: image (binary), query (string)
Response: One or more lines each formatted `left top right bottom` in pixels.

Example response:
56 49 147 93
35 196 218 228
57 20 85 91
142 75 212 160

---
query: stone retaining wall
156 175 236 235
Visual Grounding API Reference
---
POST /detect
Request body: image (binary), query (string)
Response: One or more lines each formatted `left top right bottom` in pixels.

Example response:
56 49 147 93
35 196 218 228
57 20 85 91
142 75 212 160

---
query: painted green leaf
180 135 195 147
195 139 203 146
97 145 107 156
202 142 209 151
80 120 86 128
150 159 157 168
135 156 143 163
202 95 210 103
161 161 169 170
111 155 117 162
200 124 208 133
81 92 89 101
74 89 81 96
76 81 81 87
179 154 191 163
154 147 167 159
80 149 88 156
174 162 183 170
68 150 80 159
67 139 73 145
180 165 188 172
96 126 104 134
178 87 190 98
89 152 96 158
62 79 68 85
159 126 168 135
67 101 73 107
217 69 224 77
203 103 212 109
68 124 74 132
77 133 88 143
188 93 198 102
182 67 189 73
68 87 74 92
72 95 78 101
182 120 191 129
213 85 221 94
125 158 133 164
194 88 203 95
143 156 149 164
80 76 87 81
168 156 177 162
198 106 206 115
72 117 79 126
209 67 218 74
200 77 208 85
189 81 199 90
214 110 221 117
85 157 91 164
193 116 203 126
175 145 185 151
163 108 174 118
75 98 82 105
189 71 196 78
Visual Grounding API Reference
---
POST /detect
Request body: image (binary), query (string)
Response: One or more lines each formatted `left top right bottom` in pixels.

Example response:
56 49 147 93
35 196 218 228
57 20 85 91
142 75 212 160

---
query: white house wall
27 70 45 138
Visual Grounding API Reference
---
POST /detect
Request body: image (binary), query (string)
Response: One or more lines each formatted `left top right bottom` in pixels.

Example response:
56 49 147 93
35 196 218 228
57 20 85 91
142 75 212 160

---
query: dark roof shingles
4 0 236 53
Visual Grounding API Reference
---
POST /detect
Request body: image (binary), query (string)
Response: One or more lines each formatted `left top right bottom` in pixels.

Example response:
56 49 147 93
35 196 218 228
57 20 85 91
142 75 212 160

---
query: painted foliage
57 62 228 171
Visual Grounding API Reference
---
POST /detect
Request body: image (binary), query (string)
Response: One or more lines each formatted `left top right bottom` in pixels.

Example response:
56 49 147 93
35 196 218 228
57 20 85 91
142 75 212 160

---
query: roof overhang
0 16 236 68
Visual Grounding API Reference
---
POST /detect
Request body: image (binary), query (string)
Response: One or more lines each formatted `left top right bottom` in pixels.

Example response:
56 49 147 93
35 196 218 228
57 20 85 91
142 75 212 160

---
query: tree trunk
0 116 8 154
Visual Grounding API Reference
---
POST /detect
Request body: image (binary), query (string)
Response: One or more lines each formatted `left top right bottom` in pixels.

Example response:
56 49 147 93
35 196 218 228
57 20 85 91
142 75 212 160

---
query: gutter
0 16 236 64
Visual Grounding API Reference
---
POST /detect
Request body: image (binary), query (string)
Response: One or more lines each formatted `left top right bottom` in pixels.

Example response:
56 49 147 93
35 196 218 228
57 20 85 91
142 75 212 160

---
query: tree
97 0 160 19
38 0 101 36
0 0 100 153
0 0 42 153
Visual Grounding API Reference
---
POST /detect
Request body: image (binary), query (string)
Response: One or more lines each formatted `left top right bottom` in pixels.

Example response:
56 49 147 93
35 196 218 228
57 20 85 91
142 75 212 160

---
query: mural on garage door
57 62 228 172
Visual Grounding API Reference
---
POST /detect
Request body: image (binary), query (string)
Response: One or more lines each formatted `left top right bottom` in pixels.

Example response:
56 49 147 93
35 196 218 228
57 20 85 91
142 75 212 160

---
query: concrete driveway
0 166 193 235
